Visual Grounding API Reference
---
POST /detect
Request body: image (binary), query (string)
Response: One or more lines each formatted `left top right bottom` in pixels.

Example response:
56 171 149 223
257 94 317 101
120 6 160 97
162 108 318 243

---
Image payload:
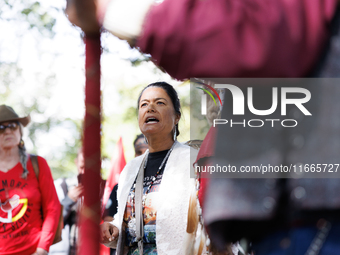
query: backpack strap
30 154 39 180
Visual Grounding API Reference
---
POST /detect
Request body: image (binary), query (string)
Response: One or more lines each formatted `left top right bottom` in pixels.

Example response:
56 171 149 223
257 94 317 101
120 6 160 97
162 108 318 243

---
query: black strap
30 154 39 179
135 156 147 255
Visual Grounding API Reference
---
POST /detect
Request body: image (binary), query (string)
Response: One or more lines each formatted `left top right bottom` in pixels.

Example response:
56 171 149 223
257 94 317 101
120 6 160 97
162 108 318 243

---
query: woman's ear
175 113 181 125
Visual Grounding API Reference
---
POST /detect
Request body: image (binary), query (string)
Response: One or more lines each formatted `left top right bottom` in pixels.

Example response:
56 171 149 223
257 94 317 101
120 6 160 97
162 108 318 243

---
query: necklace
128 142 176 234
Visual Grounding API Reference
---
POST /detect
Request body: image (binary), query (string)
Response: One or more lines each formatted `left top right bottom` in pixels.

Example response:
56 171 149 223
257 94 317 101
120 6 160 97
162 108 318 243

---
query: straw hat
0 105 30 127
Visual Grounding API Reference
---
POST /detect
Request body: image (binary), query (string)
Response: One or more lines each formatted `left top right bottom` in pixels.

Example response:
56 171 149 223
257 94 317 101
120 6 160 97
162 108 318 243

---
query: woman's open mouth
145 117 159 124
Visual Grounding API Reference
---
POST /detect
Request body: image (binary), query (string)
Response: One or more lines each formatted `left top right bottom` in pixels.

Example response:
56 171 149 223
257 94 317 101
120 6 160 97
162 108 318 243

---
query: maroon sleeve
36 156 61 252
137 0 338 79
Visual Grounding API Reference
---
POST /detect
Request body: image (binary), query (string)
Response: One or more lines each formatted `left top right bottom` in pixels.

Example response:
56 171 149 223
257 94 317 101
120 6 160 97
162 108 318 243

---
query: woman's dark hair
137 82 181 137
18 123 29 179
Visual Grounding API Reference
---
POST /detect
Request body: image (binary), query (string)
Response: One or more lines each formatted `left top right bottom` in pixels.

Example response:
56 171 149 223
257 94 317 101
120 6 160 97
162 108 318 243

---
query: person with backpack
0 105 60 255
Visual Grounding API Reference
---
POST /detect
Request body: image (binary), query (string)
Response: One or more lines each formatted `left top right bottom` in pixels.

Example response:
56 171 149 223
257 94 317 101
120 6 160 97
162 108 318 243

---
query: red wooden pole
79 33 102 255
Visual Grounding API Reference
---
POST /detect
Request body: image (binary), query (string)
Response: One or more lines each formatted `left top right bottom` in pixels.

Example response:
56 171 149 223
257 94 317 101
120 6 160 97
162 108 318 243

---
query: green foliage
2 0 56 38
0 1 78 179
0 0 191 181
128 55 151 67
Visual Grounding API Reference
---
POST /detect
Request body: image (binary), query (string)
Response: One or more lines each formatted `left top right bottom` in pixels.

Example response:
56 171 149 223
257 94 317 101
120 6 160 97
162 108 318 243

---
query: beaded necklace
128 142 176 236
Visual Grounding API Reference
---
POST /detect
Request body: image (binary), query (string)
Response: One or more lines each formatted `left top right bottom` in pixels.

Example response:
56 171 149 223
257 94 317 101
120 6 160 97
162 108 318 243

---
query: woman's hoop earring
173 127 177 141
19 139 25 148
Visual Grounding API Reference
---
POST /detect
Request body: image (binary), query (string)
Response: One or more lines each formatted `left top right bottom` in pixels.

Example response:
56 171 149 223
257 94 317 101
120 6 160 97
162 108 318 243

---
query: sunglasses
0 122 19 133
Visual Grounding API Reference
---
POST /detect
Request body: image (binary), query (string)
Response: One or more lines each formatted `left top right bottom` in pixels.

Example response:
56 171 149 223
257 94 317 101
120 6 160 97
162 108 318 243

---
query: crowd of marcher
2 0 340 254
0 81 205 255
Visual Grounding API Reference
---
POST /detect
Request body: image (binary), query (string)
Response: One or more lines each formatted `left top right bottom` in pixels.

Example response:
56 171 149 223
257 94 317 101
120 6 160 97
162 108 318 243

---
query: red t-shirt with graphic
0 156 60 255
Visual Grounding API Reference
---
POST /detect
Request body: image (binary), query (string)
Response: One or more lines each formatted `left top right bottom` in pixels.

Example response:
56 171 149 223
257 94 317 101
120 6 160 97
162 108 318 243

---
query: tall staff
66 1 102 254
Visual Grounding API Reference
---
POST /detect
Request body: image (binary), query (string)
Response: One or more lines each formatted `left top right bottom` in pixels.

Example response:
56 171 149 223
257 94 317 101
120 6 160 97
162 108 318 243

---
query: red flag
102 137 126 209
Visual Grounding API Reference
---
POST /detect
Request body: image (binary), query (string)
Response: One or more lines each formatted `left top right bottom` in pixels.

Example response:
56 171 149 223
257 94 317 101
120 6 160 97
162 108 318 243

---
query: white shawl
106 141 196 255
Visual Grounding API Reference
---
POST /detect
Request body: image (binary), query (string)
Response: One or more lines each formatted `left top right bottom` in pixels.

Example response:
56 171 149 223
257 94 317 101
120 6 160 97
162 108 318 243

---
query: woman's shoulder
172 142 199 174
174 141 190 151
120 153 146 176
174 141 198 157
29 154 48 166
127 153 146 167
28 154 51 177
